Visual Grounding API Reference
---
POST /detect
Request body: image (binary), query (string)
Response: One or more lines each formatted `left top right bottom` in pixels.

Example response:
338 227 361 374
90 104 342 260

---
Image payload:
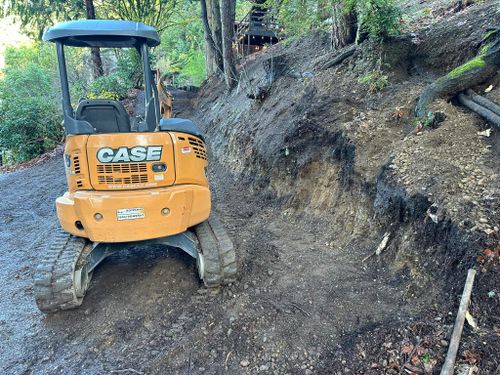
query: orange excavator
34 19 237 313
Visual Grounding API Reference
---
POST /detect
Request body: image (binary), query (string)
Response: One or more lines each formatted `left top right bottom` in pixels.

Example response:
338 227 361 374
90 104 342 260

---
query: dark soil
0 1 499 375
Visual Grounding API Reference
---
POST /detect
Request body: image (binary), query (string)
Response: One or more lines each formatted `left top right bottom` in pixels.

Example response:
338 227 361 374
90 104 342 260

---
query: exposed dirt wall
193 4 499 369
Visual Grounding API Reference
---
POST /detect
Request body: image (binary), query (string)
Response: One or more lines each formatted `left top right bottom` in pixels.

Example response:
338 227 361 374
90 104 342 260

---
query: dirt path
0 150 426 374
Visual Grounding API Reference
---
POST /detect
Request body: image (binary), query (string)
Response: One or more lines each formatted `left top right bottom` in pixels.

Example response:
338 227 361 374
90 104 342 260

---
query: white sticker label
154 174 165 181
181 147 192 154
117 208 145 221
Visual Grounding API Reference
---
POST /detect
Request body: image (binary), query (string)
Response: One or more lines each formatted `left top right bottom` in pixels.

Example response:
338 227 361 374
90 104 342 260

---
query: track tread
194 211 238 288
33 228 90 313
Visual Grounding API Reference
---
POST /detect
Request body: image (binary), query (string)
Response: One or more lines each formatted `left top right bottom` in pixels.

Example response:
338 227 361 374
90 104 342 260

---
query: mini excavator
34 20 237 313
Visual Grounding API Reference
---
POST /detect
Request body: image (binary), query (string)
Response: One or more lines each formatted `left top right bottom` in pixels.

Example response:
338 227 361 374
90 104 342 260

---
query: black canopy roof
43 20 160 48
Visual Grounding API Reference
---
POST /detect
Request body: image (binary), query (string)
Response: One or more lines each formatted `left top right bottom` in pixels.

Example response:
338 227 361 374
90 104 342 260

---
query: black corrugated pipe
466 89 500 116
458 93 500 127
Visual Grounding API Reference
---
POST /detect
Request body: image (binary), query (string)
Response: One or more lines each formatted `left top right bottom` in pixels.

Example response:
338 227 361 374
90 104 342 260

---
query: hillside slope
192 1 499 372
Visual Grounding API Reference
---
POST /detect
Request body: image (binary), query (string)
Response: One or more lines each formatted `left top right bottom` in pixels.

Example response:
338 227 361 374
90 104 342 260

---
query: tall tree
200 0 237 88
220 0 237 88
84 0 104 78
200 0 224 76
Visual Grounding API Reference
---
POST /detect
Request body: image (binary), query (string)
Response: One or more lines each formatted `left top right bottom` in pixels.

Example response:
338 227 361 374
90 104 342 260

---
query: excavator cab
34 20 237 313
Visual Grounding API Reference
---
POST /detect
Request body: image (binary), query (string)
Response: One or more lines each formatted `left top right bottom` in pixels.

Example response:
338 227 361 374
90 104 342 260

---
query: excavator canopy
43 19 160 48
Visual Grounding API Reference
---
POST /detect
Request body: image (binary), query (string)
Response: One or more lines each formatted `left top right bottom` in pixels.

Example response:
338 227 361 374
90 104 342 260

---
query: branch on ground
316 45 357 71
415 25 500 127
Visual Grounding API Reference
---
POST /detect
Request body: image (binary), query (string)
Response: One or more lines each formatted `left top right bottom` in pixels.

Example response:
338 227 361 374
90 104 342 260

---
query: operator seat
75 99 131 133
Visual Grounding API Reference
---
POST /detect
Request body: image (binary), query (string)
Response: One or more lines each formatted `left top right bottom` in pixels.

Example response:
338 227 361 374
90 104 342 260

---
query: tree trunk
85 0 104 78
201 0 223 77
331 1 356 50
210 0 225 74
220 0 237 88
416 27 500 124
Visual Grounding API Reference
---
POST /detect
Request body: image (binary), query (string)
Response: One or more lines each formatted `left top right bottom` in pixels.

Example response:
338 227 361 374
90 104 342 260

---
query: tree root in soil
316 44 357 71
416 26 500 126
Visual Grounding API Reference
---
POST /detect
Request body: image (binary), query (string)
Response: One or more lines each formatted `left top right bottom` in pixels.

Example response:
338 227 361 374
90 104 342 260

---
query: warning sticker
117 208 145 221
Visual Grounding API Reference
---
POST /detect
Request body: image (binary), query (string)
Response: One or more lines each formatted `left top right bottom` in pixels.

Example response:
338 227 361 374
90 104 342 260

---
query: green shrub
358 70 389 92
0 61 63 163
352 0 402 41
88 73 130 100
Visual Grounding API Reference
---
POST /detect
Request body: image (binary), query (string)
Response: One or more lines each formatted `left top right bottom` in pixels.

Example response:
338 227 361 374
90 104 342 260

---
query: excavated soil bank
0 2 498 374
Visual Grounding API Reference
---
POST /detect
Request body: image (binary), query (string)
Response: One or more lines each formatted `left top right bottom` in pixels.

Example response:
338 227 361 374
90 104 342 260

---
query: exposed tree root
416 26 500 126
317 45 357 71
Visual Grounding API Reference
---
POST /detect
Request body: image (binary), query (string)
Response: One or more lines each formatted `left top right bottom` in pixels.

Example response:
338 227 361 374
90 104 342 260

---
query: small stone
240 359 250 367
268 270 274 276
440 339 448 346
479 218 488 224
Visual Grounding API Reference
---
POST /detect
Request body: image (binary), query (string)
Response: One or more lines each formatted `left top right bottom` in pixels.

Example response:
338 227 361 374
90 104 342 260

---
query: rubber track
33 229 88 313
194 212 237 287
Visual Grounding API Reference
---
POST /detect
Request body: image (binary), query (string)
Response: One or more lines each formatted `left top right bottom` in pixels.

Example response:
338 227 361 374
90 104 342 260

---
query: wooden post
440 269 477 375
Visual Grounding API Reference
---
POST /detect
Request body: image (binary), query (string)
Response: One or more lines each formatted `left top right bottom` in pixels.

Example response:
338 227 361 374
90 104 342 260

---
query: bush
352 0 402 41
0 60 63 163
87 73 131 100
83 49 141 100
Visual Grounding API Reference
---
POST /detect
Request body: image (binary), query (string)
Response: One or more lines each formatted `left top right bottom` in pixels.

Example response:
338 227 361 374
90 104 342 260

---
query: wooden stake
440 269 477 375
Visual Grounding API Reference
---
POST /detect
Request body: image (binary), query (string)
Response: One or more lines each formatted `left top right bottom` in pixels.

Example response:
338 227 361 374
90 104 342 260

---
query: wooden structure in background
235 2 280 56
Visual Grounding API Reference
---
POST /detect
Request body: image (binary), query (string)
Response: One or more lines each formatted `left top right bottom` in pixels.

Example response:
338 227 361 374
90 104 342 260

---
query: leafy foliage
99 0 178 33
267 0 332 36
350 0 402 41
0 44 63 163
3 0 84 38
156 2 207 86
269 0 401 41
86 49 141 99
358 70 389 92
4 0 178 36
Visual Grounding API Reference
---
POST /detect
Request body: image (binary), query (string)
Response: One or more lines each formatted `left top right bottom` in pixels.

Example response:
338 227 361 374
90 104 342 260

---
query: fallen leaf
484 85 493 93
463 350 480 365
402 343 414 354
465 310 478 329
